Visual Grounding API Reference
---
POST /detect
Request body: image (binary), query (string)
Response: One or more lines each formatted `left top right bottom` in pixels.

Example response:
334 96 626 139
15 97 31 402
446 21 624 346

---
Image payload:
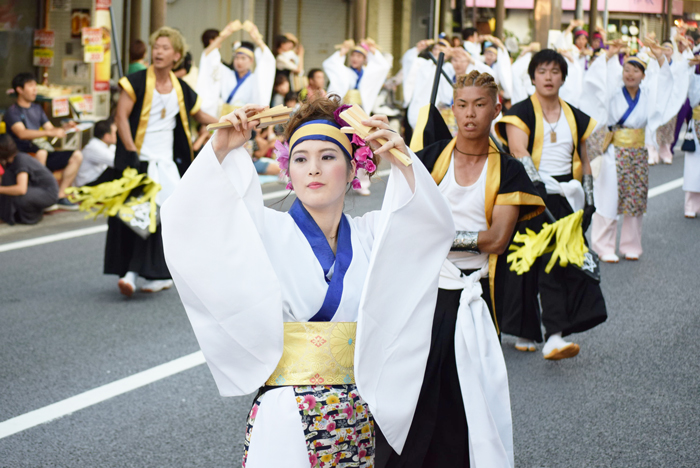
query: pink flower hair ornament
274 117 377 192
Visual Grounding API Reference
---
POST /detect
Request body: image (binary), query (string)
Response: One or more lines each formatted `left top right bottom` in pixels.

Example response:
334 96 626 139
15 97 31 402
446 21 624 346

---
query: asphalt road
0 157 698 467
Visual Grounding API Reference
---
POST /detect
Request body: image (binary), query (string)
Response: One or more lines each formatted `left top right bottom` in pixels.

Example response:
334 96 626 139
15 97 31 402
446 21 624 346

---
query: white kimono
323 51 392 114
407 60 455 129
488 47 514 100
196 48 225 117
160 141 454 465
684 70 700 193
581 55 676 219
219 46 276 108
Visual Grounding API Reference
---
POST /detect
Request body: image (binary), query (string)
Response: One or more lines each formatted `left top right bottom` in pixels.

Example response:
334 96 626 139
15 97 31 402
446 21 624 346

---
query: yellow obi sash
693 106 700 121
343 89 362 106
604 128 645 149
265 322 356 386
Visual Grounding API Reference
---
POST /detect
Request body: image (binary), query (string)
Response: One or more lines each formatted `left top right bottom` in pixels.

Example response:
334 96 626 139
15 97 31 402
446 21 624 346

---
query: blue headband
289 120 353 160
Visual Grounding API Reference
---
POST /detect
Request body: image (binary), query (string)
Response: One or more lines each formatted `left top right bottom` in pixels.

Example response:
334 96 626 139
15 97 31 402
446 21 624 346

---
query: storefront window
0 0 39 111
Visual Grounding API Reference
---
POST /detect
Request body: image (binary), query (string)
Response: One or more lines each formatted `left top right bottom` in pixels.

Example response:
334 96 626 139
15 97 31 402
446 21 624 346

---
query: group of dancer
56 18 700 467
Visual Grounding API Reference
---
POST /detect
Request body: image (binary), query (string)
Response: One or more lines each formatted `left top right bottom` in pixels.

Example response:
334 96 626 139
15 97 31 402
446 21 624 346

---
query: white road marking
0 172 684 438
0 351 205 440
648 177 684 198
0 225 108 253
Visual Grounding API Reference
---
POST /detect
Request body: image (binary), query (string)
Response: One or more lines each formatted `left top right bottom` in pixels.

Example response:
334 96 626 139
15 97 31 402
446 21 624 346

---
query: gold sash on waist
265 322 356 386
343 89 363 106
693 106 700 121
603 128 645 149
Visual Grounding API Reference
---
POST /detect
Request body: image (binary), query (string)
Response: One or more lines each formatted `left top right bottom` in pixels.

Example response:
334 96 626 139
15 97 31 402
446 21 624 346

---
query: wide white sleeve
161 141 284 397
664 57 692 119
254 46 277 107
559 55 582 108
355 151 455 454
579 53 609 132
401 47 420 107
324 52 351 99
360 51 392 114
495 48 513 99
605 55 624 102
510 52 533 104
196 50 223 116
646 58 677 144
689 71 700 107
403 56 425 108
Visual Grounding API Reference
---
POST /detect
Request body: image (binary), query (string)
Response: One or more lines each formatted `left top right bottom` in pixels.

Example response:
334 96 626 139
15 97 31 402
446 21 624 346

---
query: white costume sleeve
665 56 692 119
355 151 455 454
510 52 534 104
495 47 514 99
559 54 583 108
579 54 609 133
645 58 677 144
401 47 420 107
196 49 223 117
689 69 700 107
254 46 277 107
361 51 392 114
161 143 284 396
324 51 351 99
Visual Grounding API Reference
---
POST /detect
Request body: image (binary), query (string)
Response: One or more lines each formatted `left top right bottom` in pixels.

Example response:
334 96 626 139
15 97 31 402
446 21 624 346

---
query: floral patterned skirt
657 116 677 147
615 145 648 216
243 385 375 468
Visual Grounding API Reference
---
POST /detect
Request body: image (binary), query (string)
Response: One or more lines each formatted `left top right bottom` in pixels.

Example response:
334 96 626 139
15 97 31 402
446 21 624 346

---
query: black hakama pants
378 273 492 468
103 162 170 280
537 192 607 339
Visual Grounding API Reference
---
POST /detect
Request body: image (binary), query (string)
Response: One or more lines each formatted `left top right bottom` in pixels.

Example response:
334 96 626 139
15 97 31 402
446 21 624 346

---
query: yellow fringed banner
507 210 588 275
64 168 161 235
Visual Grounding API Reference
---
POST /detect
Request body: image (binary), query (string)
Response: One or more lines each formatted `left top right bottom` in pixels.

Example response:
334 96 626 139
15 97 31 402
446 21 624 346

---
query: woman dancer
161 96 454 467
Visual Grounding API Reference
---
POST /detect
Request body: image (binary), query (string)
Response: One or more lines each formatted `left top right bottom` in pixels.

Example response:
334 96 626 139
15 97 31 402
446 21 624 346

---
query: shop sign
68 95 94 113
33 30 55 48
52 97 70 118
96 0 111 10
84 44 104 63
81 28 102 46
33 48 55 67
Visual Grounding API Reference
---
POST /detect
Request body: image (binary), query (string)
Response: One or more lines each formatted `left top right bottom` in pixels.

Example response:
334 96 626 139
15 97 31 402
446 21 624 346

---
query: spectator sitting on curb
3 73 82 209
0 134 59 225
74 118 117 187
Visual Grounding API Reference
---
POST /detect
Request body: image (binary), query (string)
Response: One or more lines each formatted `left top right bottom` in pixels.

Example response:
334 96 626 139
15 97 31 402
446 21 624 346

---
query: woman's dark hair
174 52 193 73
273 34 293 55
528 49 568 81
129 39 147 62
11 73 36 93
274 73 289 87
201 29 219 48
307 68 323 80
284 94 379 176
93 118 114 140
625 60 646 73
0 134 18 164
462 27 478 40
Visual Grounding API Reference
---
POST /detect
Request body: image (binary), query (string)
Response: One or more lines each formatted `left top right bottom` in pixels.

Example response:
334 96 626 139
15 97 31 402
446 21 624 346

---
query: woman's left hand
361 115 409 165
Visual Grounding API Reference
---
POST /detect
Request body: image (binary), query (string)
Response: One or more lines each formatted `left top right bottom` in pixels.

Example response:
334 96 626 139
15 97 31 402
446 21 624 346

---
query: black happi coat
116 66 200 176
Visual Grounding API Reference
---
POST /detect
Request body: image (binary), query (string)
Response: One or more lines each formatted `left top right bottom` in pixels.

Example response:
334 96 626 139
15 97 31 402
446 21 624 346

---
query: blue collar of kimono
617 86 640 127
352 66 364 89
289 198 353 321
226 70 252 104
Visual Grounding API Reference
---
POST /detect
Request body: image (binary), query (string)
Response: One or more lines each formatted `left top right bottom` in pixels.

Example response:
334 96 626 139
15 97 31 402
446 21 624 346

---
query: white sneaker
543 333 580 361
44 204 59 213
141 279 173 293
514 338 537 352
600 254 619 263
118 277 135 298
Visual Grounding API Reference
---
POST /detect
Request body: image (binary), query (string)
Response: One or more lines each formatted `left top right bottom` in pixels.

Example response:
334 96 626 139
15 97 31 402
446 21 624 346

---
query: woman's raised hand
362 115 408 165
212 104 266 162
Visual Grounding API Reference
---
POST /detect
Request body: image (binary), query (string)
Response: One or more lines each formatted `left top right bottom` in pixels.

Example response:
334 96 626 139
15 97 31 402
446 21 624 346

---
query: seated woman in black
0 134 58 225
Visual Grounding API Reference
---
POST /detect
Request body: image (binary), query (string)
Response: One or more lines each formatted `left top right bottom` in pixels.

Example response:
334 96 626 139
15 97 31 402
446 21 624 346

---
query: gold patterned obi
693 105 700 121
603 128 645 149
265 322 356 386
343 89 363 106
